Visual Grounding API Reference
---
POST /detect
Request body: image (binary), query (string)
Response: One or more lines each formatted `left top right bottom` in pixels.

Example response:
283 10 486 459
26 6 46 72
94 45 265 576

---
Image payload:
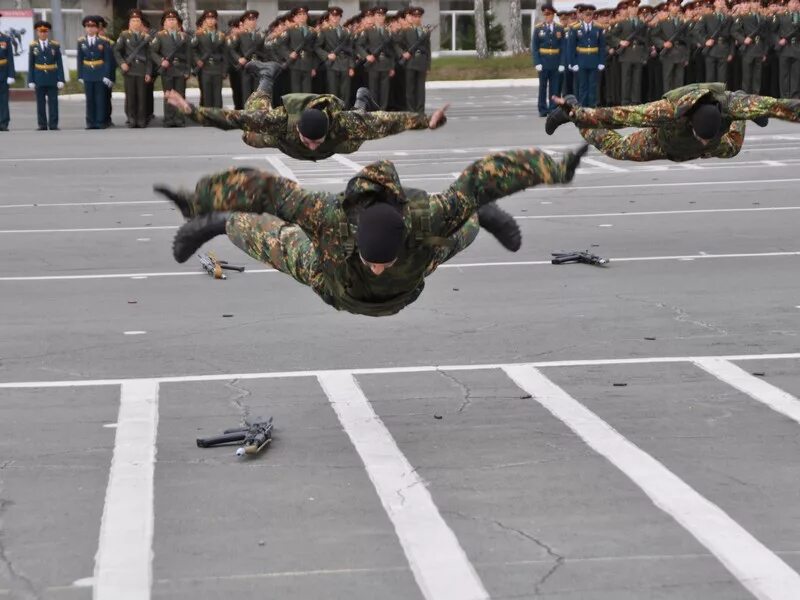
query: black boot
173 212 231 263
752 116 769 127
561 143 590 183
545 94 578 136
245 60 283 95
154 185 194 219
478 202 522 252
353 87 379 112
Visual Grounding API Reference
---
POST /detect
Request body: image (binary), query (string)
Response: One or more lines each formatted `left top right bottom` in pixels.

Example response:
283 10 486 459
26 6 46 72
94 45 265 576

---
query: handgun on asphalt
198 252 246 279
196 417 274 457
551 251 610 266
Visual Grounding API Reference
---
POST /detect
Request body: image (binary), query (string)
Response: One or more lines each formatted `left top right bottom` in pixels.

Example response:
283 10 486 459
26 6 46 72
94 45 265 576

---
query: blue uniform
28 39 65 129
77 35 112 128
0 33 16 130
532 22 565 116
101 35 117 126
569 22 605 107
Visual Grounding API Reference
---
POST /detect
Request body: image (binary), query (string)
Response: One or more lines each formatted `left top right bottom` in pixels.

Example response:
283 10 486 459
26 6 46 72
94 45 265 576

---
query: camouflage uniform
181 150 572 316
185 90 433 161
567 82 800 160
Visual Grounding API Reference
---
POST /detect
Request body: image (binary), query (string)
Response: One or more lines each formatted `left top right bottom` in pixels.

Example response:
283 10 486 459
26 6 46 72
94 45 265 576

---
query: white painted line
598 224 613 227
317 372 489 600
0 153 230 164
530 178 800 193
678 163 705 170
265 155 298 181
136 238 151 242
581 158 628 173
1 251 797 282
394 151 409 156
0 200 167 210
762 160 787 167
515 207 800 220
502 365 800 600
2 353 800 390
0 226 176 234
140 214 153 217
694 358 800 426
123 331 147 336
94 380 159 600
330 154 364 173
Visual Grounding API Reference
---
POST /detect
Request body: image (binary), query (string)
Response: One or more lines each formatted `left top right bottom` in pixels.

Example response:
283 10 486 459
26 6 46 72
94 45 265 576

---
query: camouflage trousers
224 212 480 293
579 122 746 161
240 90 275 149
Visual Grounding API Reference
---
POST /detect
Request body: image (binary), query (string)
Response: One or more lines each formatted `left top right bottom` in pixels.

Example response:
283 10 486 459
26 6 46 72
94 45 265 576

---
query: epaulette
30 40 38 46
99 35 112 41
51 40 60 45
78 36 86 42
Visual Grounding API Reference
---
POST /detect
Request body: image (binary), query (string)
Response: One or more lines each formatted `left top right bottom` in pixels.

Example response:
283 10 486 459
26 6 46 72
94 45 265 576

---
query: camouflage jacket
188 92 431 161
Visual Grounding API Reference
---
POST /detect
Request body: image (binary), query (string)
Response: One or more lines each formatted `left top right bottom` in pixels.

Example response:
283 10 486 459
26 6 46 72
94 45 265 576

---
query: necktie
171 31 176 41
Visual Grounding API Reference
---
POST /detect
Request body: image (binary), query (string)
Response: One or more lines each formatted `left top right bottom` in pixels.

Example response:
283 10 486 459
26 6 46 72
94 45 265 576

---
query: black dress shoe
562 143 590 183
37 126 48 131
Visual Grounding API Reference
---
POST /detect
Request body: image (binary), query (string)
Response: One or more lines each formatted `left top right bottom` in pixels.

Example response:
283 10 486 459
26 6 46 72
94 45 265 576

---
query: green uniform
610 18 650 105
733 13 769 93
113 30 152 128
357 26 396 110
568 82 800 161
150 29 192 126
652 16 689 94
280 24 317 93
186 90 434 161
181 150 572 316
393 25 431 113
191 29 226 108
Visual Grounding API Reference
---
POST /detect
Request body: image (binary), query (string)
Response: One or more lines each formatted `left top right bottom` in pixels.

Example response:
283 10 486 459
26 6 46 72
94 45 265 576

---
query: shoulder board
30 40 37 45
219 32 226 39
78 36 86 42
159 29 167 34
51 40 60 45
99 35 112 41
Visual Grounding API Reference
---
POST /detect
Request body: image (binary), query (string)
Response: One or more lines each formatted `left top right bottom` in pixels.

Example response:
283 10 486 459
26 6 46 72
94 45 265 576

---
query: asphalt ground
1 88 799 600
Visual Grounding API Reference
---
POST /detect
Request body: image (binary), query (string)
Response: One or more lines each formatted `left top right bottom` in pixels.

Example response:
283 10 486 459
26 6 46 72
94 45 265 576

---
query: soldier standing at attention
569 4 606 107
192 10 226 108
358 7 396 110
653 0 689 93
96 16 116 127
280 6 317 93
777 0 800 97
315 7 355 106
226 17 244 109
77 16 113 129
533 4 566 116
114 10 152 128
228 10 265 103
0 13 16 131
151 9 191 127
698 0 734 85
613 0 649 105
395 6 432 113
28 21 64 131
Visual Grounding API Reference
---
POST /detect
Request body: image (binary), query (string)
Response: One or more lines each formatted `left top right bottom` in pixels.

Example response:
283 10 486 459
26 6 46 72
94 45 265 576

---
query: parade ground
1 88 800 600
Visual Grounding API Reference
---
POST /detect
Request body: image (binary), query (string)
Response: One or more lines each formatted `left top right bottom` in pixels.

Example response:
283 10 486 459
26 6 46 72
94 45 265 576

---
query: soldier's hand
389 69 395 77
121 63 130 72
598 64 605 71
6 77 14 85
56 81 64 89
429 103 449 129
196 60 204 68
366 54 376 63
78 78 84 85
571 65 579 72
619 39 630 47
328 52 336 61
311 68 317 77
403 51 412 60
779 38 787 46
161 59 170 68
145 74 152 83
290 51 298 60
608 48 615 55
664 40 673 48
28 83 35 89
744 36 752 45
238 57 247 65
348 68 355 77
558 65 565 73
726 54 733 62
165 89 191 113
535 64 543 72
705 38 715 47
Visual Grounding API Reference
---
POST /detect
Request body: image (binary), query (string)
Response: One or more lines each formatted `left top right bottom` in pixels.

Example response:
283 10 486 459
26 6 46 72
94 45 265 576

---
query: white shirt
40 40 48 51
87 36 96 46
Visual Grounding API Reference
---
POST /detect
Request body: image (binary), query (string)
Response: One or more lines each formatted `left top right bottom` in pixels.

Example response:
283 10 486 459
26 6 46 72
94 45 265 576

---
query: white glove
28 83 35 89
78 78 84 85
570 65 579 72
102 77 112 87
57 81 64 89
598 64 605 71
535 64 543 72
6 77 14 85
558 65 565 73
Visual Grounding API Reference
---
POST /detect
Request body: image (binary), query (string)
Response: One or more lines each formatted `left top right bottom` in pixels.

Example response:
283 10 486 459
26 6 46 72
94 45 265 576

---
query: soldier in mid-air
546 82 800 161
163 60 450 161
154 145 588 317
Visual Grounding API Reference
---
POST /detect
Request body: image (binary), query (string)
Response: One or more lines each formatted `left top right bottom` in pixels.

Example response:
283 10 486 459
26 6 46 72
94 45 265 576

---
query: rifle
739 16 766 57
778 19 800 54
191 32 223 76
616 20 648 56
356 30 395 67
551 251 610 266
658 20 687 57
124 35 150 66
284 28 318 66
199 252 245 279
326 33 353 63
157 34 188 74
701 16 727 56
197 417 274 457
398 25 437 66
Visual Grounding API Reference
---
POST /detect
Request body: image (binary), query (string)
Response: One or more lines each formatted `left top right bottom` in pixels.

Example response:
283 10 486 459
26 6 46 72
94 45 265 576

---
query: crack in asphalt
437 370 474 413
225 379 252 426
0 498 41 600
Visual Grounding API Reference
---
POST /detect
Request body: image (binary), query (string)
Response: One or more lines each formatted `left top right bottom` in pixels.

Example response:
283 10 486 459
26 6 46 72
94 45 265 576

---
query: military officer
96 16 116 127
569 4 606 107
558 9 578 95
279 6 317 93
114 9 152 128
226 17 244 109
393 6 431 113
151 10 191 127
547 83 800 161
228 10 265 103
777 0 800 97
158 145 587 317
0 13 16 131
315 6 355 106
357 8 396 110
611 0 650 105
28 21 64 131
533 4 566 116
652 0 689 93
192 9 226 108
734 0 769 92
697 0 734 84
77 16 112 129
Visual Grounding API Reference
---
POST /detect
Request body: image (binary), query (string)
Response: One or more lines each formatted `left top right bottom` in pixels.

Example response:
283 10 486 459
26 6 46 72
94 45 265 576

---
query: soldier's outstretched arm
336 103 449 142
566 100 677 128
429 147 585 233
187 168 339 237
165 89 286 132
725 92 800 122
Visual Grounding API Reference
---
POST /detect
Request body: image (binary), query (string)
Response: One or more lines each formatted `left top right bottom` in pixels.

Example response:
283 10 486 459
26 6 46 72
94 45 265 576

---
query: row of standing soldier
533 0 800 115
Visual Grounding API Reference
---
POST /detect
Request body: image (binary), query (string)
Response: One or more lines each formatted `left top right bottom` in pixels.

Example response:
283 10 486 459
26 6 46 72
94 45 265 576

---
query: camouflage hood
343 160 407 209
662 82 727 120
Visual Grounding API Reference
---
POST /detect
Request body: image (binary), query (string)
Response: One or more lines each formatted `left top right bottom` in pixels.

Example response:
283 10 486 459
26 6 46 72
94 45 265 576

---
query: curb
58 77 538 101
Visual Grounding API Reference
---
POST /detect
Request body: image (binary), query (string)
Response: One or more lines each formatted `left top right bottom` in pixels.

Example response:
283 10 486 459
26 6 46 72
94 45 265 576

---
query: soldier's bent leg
579 127 668 161
726 91 800 121
424 213 480 276
191 167 305 215
225 213 324 289
243 89 273 112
